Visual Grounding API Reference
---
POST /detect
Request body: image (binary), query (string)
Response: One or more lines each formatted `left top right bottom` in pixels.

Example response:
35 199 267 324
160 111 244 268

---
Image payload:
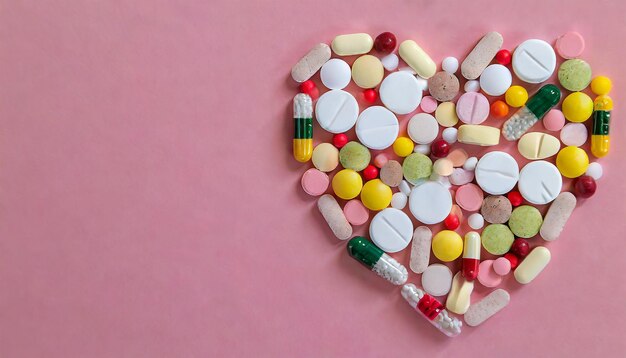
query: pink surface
1 1 626 357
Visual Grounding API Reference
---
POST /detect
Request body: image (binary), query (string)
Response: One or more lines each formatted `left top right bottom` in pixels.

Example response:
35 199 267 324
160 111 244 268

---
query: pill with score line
315 90 359 133
355 106 399 150
369 208 414 253
475 151 519 195
518 161 562 205
456 92 490 124
512 39 556 83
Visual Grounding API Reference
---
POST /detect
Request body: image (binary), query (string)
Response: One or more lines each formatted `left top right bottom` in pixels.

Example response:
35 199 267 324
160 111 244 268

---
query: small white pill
399 180 412 196
586 162 603 180
442 127 458 144
442 57 459 74
463 157 478 171
414 144 431 155
468 213 485 230
416 76 429 92
320 59 351 90
391 192 408 210
381 53 399 71
464 80 480 92
479 64 512 96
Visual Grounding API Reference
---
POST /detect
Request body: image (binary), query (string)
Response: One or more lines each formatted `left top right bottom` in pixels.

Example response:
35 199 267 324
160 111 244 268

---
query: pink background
1 1 626 356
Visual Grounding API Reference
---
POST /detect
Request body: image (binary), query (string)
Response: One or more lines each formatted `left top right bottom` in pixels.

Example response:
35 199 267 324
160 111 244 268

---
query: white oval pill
514 246 551 284
479 64 512 96
315 90 359 133
422 264 453 296
512 39 556 83
560 122 588 147
370 208 414 253
391 192 408 210
475 151 519 195
518 161 562 205
408 113 439 144
464 289 510 327
381 53 399 71
409 181 452 224
379 71 422 114
320 59 351 90
356 106 399 150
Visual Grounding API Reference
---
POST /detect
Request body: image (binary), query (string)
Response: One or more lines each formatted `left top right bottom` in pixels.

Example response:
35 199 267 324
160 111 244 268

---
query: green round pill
508 205 543 238
402 153 432 185
558 59 592 92
339 141 371 171
482 224 515 255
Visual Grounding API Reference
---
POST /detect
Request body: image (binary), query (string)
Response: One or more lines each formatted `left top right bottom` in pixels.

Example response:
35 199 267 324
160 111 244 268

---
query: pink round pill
343 199 369 226
374 153 389 168
560 122 588 147
455 183 484 212
478 260 502 287
555 31 585 59
456 92 489 124
493 257 512 276
301 168 329 196
420 95 438 113
543 109 565 131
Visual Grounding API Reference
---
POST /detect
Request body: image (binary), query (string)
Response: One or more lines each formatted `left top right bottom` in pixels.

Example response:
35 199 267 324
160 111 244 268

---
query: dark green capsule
592 110 610 136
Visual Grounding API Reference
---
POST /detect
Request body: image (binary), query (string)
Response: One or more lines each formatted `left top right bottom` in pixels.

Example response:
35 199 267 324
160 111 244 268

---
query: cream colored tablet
514 246 551 284
317 194 352 240
540 192 576 241
291 43 332 83
410 226 432 274
435 102 459 127
446 272 474 315
352 55 384 88
464 289 510 327
457 125 501 146
331 33 373 56
461 32 504 80
518 132 560 160
398 40 437 79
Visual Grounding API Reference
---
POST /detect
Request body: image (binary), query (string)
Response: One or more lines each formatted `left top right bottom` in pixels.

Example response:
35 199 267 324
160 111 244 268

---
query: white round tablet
463 156 478 171
391 192 408 210
421 264 453 296
518 161 562 205
464 80 480 92
381 53 399 71
442 56 459 74
480 64 512 96
408 113 439 144
442 127 458 144
409 181 452 224
560 122 588 147
320 59 351 90
379 71 422 114
369 208 414 253
355 106 399 150
475 151 519 195
468 213 484 230
512 39 556 83
586 162 603 180
315 90 359 133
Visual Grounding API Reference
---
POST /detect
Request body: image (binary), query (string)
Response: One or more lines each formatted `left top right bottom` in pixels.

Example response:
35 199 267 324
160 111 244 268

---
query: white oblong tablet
475 151 519 195
320 59 351 90
514 246 551 284
409 181 452 224
479 64 512 96
408 113 438 144
379 71 422 115
356 106 399 150
518 161 562 205
512 39 556 83
421 264 453 296
540 192 576 241
315 90 359 133
410 226 431 273
464 289 510 327
369 208 414 253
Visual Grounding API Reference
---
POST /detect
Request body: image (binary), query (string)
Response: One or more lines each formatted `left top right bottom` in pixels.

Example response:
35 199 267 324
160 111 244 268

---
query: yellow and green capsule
591 95 613 158
293 93 313 162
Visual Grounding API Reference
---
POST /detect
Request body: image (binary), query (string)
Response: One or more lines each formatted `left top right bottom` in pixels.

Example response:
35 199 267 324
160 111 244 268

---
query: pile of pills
290 30 612 337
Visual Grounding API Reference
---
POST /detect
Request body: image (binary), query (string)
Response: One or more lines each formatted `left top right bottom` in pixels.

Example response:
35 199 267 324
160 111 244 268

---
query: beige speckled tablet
446 272 474 315
380 160 403 187
540 192 576 241
481 195 512 224
428 71 460 101
317 194 352 240
464 289 510 327
461 32 503 80
291 43 331 83
409 226 432 273
457 125 501 146
514 246 551 284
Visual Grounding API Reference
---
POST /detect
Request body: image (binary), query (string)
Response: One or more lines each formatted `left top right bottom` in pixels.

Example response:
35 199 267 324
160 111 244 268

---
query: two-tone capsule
591 95 613 158
502 84 561 141
462 232 481 281
347 236 408 285
293 93 313 162
401 284 462 337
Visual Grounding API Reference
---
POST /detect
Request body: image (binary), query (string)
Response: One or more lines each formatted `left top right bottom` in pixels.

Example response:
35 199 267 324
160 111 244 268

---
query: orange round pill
490 100 509 118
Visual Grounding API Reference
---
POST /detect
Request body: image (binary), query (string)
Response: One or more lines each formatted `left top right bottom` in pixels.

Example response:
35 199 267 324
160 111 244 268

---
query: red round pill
332 133 349 149
430 139 450 158
363 89 378 104
299 80 316 94
507 191 523 207
510 239 530 258
504 253 519 270
374 32 397 54
443 213 460 230
574 175 597 198
495 49 511 65
362 165 379 181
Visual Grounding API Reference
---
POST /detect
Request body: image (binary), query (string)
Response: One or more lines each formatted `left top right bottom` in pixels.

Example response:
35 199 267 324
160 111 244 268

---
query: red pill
308 87 320 100
504 253 519 270
443 213 460 230
363 89 378 104
430 139 450 158
491 100 509 118
507 191 523 207
495 49 511 65
332 133 349 149
374 32 397 54
574 175 597 198
362 165 379 181
299 80 316 94
510 239 530 258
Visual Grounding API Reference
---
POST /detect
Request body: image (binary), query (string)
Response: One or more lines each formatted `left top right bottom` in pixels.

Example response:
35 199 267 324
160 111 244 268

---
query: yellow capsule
293 94 313 162
293 139 313 162
591 95 613 158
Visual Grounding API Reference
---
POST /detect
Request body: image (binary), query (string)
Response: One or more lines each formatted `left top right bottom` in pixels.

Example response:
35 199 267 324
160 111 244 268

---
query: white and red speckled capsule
462 231 481 281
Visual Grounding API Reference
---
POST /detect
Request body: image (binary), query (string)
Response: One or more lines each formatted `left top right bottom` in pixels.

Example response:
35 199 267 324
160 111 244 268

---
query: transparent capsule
347 237 408 285
502 84 561 141
401 284 462 337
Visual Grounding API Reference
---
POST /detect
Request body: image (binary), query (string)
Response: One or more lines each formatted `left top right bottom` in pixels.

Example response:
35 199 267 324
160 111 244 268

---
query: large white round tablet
379 71 422 114
408 113 438 144
518 161 562 205
480 64 512 96
475 151 519 195
369 208 414 253
320 59 351 90
421 264 453 296
315 90 359 133
409 181 452 224
356 106 399 150
512 39 556 83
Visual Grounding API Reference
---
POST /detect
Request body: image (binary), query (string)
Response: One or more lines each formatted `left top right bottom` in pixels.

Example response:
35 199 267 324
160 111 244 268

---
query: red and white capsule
462 232 481 281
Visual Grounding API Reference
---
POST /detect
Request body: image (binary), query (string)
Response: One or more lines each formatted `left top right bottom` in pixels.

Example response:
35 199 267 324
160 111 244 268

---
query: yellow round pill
505 85 528 108
431 230 463 262
360 179 392 211
590 75 612 96
562 92 593 123
435 102 459 127
556 146 589 178
332 169 363 200
351 55 384 89
393 137 415 157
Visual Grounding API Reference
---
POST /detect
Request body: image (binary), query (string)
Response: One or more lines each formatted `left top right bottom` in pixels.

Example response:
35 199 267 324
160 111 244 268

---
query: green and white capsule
347 236 408 285
502 84 561 141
